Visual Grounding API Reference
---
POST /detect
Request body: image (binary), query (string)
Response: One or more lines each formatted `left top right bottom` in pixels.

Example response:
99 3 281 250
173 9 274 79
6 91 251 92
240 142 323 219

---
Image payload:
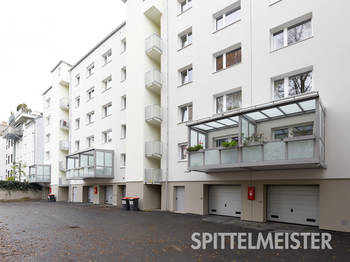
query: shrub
222 140 238 148
187 144 203 152
0 181 42 191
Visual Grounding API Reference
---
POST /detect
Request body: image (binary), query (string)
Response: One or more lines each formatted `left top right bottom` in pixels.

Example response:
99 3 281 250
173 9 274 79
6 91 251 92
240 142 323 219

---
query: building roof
70 21 126 71
50 60 72 73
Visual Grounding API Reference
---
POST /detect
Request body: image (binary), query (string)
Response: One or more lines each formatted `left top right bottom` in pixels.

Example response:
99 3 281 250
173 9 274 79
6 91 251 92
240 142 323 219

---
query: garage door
88 187 94 203
105 186 113 204
267 185 319 226
209 185 241 217
72 186 78 202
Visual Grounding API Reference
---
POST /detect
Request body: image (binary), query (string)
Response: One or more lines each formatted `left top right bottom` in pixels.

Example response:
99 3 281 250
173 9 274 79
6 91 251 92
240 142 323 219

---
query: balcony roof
188 92 319 133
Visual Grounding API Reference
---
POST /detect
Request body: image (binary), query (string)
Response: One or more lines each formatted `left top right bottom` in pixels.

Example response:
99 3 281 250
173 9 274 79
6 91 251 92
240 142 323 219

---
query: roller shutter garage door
209 185 241 217
267 185 319 226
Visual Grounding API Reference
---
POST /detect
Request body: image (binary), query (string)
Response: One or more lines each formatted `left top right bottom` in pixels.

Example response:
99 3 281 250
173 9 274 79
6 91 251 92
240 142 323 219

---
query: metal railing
145 168 162 184
145 105 162 122
145 33 162 53
60 119 69 130
59 161 66 171
145 70 162 88
59 98 69 111
145 141 162 158
59 140 69 151
2 126 23 140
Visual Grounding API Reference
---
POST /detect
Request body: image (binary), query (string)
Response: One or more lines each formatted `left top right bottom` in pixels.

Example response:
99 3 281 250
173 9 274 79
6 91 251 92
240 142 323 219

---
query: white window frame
75 118 80 130
102 103 112 118
87 63 95 77
102 49 112 65
214 45 242 72
121 95 126 110
121 67 126 82
214 89 242 114
120 38 126 54
178 143 188 160
120 153 126 168
102 76 112 92
179 66 193 86
86 136 94 148
179 103 193 123
213 3 241 32
74 140 80 152
179 28 192 49
102 129 112 143
272 123 314 140
87 87 95 101
86 111 95 125
179 0 192 14
75 96 80 108
75 74 80 86
120 125 126 139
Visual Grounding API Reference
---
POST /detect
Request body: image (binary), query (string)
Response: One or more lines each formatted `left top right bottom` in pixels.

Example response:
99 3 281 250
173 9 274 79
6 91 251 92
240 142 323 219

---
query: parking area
0 201 349 262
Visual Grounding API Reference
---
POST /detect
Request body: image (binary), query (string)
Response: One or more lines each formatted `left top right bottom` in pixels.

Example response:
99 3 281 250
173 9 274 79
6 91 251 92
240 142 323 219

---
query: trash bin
122 197 130 210
128 197 139 211
48 194 56 202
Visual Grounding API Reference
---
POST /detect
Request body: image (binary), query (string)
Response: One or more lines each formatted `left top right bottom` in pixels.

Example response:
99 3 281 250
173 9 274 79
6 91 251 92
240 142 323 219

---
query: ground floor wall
161 179 350 232
0 189 43 201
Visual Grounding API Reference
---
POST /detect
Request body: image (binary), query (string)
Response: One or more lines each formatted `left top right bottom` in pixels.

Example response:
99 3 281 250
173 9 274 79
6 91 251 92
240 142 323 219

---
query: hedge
0 181 42 191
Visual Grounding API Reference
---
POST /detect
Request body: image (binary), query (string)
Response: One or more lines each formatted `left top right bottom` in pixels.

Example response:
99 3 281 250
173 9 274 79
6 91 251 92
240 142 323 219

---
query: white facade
0 123 7 180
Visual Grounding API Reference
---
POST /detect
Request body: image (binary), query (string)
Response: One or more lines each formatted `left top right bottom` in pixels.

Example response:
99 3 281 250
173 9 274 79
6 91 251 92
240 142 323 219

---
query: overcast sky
0 0 125 122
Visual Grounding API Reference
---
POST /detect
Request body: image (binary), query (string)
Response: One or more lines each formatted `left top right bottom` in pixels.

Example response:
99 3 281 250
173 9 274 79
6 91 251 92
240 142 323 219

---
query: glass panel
226 48 241 67
215 138 229 147
242 145 263 162
241 118 249 141
206 121 225 128
273 79 285 99
273 128 289 140
198 133 206 148
88 155 94 166
216 55 223 71
217 118 237 126
249 123 256 137
221 149 239 165
216 16 223 30
205 150 220 165
288 140 314 159
229 116 239 123
292 124 313 137
245 112 267 121
261 107 284 118
191 130 198 146
44 166 50 176
105 167 113 177
37 166 43 175
226 91 241 110
298 99 316 111
216 96 224 113
96 151 104 166
96 166 104 176
264 141 285 161
288 20 312 45
190 152 204 167
272 30 284 50
105 152 112 167
288 71 312 96
80 154 88 168
279 103 302 114
193 124 213 131
226 8 241 24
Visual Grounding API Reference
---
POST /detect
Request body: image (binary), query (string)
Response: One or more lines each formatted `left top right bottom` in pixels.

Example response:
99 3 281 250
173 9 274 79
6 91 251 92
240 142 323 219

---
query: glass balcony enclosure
187 92 326 172
28 165 51 183
66 149 114 179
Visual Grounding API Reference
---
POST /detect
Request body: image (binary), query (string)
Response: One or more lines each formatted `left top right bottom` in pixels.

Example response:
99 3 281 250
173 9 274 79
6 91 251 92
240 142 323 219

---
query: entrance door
88 186 94 203
72 186 78 202
105 186 113 204
267 185 319 226
175 186 185 212
209 185 241 217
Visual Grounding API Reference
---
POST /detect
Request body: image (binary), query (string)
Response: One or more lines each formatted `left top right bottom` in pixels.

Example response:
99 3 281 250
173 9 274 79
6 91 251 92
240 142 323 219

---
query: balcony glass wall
66 149 114 179
188 93 325 172
29 165 51 183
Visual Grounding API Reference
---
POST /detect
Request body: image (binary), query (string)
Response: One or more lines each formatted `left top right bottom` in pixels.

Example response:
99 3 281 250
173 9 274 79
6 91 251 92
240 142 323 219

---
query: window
121 125 126 139
102 76 112 91
87 136 94 148
103 50 112 64
215 47 241 71
75 118 80 130
214 136 238 147
180 0 192 13
103 130 112 143
75 74 80 86
180 104 193 122
45 151 50 160
180 67 193 85
121 38 126 53
87 63 95 77
45 134 50 143
87 87 95 101
75 97 80 108
121 67 126 81
75 140 80 152
45 98 51 109
46 116 51 126
86 111 95 124
273 71 312 100
121 96 126 110
215 5 241 31
102 103 112 118
271 18 312 50
179 144 188 160
120 153 126 167
273 124 313 140
180 30 192 48
215 91 241 113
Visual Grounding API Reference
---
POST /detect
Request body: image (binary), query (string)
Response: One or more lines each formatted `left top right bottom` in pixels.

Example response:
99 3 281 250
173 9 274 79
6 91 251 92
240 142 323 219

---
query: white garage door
209 185 241 217
72 186 78 202
105 186 113 204
88 187 94 203
267 185 319 226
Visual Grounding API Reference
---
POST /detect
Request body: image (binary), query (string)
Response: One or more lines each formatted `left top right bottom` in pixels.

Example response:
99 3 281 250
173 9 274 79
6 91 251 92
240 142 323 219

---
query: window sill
177 159 188 163
269 0 282 6
177 120 191 125
120 79 126 83
102 60 112 68
101 87 112 94
120 137 126 140
86 73 94 79
270 35 314 53
177 43 192 52
213 63 241 74
120 166 126 169
213 19 241 35
102 114 112 119
120 108 126 111
86 122 95 126
177 81 193 88
120 50 126 55
177 7 192 17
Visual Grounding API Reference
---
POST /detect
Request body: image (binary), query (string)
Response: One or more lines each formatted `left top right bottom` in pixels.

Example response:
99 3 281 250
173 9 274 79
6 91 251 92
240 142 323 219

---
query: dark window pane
288 71 312 96
292 125 313 137
273 128 289 140
287 20 312 45
274 79 285 99
216 55 223 71
226 48 241 67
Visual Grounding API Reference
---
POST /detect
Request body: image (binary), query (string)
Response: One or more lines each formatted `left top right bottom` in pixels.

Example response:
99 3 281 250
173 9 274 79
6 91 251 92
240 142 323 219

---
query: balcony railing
66 149 114 180
59 98 69 111
59 160 66 172
145 34 162 62
145 70 162 93
60 119 69 130
145 168 162 184
59 140 69 151
145 141 162 158
187 92 326 172
2 125 23 140
28 165 51 184
145 105 162 125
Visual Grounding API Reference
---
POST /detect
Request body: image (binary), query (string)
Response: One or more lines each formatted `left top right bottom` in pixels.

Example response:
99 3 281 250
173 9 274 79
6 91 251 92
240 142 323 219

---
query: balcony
59 140 69 151
2 125 23 140
143 0 162 26
60 119 69 131
66 149 114 180
145 34 162 62
59 70 70 87
28 165 51 184
187 93 326 172
59 160 66 172
145 70 162 94
145 168 162 184
145 141 162 159
145 105 162 126
59 98 69 111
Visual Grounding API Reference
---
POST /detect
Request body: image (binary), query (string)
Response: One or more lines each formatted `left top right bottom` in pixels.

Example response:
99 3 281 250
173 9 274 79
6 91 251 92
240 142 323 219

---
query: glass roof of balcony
189 93 318 133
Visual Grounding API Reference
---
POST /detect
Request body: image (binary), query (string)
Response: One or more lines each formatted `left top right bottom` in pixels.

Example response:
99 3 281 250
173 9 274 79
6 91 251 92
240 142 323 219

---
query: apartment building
1 110 45 184
42 61 71 201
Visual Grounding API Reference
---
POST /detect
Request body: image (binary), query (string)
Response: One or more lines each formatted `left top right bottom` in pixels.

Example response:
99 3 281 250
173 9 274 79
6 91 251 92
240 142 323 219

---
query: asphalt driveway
0 201 349 262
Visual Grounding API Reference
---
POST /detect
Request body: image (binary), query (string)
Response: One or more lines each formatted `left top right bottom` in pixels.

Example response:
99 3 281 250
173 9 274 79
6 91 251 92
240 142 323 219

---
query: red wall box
248 186 255 200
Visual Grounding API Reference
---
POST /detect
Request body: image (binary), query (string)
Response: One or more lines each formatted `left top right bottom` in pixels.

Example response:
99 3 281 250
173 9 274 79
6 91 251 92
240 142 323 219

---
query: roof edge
50 60 72 73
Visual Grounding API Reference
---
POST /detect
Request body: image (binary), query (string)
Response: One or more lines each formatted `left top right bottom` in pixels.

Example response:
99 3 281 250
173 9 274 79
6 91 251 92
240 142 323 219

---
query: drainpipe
165 0 170 211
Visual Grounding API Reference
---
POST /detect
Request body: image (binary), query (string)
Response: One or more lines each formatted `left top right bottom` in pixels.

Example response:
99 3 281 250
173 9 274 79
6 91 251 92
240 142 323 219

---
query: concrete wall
0 189 42 201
